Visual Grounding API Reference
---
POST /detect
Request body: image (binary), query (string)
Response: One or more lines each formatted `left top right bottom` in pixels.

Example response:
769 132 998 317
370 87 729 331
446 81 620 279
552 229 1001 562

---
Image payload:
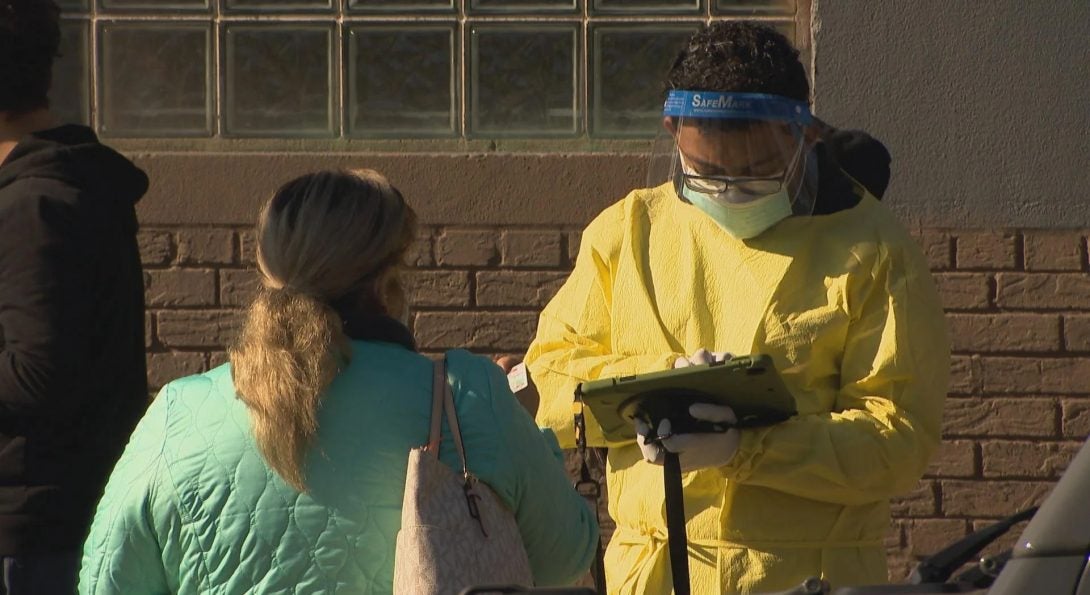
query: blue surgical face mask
681 186 792 239
678 155 793 239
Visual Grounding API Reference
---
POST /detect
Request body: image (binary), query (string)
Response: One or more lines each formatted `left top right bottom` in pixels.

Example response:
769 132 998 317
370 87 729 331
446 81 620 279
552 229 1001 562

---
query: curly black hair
0 0 61 114
666 21 809 102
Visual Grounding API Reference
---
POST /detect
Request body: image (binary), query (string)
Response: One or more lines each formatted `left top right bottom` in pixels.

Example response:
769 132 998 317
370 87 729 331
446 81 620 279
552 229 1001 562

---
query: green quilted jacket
78 342 598 594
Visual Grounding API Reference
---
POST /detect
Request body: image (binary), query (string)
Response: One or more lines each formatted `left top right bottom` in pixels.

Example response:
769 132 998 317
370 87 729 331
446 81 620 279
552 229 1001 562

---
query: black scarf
337 308 416 352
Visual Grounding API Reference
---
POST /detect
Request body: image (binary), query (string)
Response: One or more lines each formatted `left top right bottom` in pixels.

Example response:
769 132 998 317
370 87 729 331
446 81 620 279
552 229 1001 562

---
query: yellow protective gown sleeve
525 184 950 595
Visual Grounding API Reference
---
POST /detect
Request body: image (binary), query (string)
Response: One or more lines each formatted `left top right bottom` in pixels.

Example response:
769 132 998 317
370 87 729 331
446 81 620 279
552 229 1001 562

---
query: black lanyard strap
573 394 607 595
663 452 691 595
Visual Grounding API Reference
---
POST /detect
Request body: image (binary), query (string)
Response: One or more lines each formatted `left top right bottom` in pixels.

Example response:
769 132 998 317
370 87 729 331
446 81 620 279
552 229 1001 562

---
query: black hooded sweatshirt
0 125 148 554
813 127 893 215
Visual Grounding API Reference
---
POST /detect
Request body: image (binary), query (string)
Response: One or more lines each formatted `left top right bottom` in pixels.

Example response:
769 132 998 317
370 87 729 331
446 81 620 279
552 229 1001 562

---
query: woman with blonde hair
78 169 598 594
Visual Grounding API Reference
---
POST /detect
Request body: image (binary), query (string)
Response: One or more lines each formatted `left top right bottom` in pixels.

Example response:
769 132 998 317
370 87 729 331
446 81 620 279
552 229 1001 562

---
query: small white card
507 362 529 393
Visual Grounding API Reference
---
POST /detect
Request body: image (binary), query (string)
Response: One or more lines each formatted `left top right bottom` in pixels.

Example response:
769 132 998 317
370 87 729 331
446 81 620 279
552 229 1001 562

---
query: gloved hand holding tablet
635 403 744 471
576 353 797 448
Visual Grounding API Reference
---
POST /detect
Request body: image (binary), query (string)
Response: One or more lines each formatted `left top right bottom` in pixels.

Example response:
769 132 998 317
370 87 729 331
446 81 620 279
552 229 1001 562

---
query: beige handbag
392 359 533 595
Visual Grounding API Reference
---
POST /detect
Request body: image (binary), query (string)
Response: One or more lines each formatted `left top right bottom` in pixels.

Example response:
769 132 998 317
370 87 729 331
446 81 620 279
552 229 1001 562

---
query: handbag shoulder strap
427 359 446 453
429 358 471 479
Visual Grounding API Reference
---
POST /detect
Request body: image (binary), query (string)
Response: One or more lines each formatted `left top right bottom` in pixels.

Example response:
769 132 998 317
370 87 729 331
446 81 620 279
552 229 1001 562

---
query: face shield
648 91 817 237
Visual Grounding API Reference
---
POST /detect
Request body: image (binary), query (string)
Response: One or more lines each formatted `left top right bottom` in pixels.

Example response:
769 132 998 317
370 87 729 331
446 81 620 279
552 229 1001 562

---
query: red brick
890 480 937 517
476 271 568 307
934 273 991 310
239 230 257 265
208 351 229 369
406 228 435 267
885 529 907 580
501 231 562 268
157 310 242 348
907 518 967 556
177 229 234 265
138 230 174 266
980 357 1090 394
1024 231 1084 271
946 314 1060 353
220 269 261 307
970 517 1034 559
969 517 1032 537
1061 400 1090 437
981 440 1079 478
943 397 1055 438
1064 315 1090 352
567 231 582 267
435 229 498 267
925 440 976 478
414 312 538 351
885 521 905 551
147 351 206 389
949 356 981 394
145 269 216 307
915 231 953 271
405 270 471 307
145 312 153 349
956 232 1018 270
886 555 914 584
941 479 1052 517
995 273 1090 309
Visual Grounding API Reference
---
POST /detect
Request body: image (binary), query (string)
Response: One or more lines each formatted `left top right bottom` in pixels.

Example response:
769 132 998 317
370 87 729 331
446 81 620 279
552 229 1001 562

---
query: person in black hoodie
0 1 149 592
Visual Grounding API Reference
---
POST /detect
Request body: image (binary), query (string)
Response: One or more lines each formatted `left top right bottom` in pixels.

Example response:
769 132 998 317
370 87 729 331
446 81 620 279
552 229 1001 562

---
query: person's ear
663 116 677 136
381 271 408 321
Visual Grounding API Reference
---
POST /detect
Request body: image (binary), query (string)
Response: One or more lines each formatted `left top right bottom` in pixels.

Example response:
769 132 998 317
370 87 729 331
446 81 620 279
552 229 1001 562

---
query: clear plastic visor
648 91 813 205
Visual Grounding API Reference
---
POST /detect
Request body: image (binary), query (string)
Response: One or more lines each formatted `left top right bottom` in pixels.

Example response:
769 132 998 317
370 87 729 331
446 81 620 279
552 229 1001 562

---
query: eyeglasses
682 173 786 197
678 143 804 198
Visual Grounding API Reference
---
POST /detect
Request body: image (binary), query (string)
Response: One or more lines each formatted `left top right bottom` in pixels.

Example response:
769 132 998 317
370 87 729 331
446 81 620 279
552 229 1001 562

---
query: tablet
577 354 797 444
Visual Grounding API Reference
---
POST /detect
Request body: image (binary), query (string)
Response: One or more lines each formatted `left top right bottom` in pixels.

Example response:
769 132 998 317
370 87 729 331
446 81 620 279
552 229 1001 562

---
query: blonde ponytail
229 169 415 492
231 288 348 491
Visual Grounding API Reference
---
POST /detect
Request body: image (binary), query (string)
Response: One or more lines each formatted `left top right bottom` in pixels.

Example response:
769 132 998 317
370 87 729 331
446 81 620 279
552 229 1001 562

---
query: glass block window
224 24 335 136
99 22 213 136
590 24 697 137
470 24 579 137
52 20 90 126
348 24 457 137
56 0 801 141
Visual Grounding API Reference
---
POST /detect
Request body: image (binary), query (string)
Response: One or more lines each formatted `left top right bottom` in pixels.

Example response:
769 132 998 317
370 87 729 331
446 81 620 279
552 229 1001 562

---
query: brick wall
141 224 1090 582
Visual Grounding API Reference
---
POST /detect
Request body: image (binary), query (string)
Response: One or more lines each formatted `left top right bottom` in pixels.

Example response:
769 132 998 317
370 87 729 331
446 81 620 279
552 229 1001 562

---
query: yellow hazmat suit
525 183 949 594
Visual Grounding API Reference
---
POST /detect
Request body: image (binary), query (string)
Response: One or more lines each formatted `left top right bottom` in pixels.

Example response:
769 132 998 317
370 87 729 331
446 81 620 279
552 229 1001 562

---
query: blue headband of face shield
659 91 817 239
662 90 813 123
662 90 813 197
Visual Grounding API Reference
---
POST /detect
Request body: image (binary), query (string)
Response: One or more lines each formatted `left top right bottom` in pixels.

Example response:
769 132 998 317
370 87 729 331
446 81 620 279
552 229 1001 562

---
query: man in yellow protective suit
521 21 950 594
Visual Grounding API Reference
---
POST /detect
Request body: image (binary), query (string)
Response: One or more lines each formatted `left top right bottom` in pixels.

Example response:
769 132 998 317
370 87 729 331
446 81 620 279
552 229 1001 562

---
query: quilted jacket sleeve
79 386 179 595
480 358 599 587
